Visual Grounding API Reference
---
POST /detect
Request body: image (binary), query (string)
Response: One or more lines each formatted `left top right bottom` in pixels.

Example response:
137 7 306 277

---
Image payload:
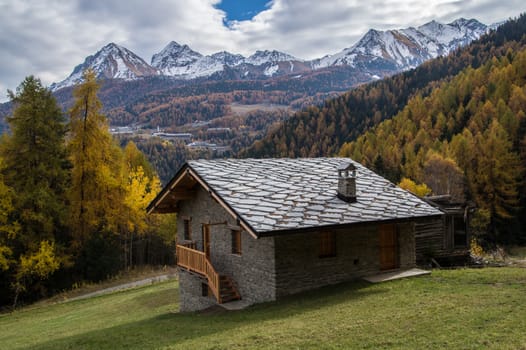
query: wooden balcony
176 244 239 304
179 241 197 250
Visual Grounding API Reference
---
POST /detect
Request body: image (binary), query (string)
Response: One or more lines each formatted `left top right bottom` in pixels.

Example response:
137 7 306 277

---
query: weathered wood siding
414 217 446 263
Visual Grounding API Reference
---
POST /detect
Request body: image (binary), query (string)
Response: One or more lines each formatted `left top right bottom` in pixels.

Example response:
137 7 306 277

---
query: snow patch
264 64 279 76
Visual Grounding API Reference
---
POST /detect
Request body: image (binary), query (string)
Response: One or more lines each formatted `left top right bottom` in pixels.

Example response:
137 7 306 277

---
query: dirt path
67 273 177 302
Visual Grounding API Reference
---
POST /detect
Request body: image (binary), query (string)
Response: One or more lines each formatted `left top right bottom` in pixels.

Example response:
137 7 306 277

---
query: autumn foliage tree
423 153 465 202
0 76 68 306
121 141 161 268
398 178 432 197
68 70 125 248
341 48 526 243
469 120 523 240
0 72 174 306
67 71 171 279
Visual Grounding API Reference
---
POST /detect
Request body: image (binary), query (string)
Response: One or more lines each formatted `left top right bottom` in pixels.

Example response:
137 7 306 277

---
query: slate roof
184 158 442 235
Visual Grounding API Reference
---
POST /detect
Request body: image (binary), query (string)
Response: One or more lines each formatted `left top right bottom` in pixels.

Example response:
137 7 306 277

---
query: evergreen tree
1 76 69 244
0 76 68 305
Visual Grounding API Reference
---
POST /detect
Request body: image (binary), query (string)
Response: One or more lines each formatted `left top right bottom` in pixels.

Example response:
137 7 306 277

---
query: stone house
147 158 443 312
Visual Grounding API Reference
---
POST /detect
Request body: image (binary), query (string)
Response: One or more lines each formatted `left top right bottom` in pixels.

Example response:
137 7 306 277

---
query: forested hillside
47 66 373 129
244 14 526 158
341 48 526 243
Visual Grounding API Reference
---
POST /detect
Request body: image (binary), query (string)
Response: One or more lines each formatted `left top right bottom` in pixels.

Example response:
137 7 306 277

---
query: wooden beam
168 190 196 200
148 167 190 214
151 206 178 214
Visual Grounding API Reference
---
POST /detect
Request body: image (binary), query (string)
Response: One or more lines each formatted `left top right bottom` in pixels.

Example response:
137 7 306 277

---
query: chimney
337 163 357 203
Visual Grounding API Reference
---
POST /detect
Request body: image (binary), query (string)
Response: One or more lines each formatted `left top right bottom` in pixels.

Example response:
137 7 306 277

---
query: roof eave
255 213 444 237
147 162 260 239
146 163 190 214
185 165 260 239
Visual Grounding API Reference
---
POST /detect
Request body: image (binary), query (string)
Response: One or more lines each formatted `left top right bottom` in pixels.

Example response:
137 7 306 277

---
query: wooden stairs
176 244 241 304
218 275 240 303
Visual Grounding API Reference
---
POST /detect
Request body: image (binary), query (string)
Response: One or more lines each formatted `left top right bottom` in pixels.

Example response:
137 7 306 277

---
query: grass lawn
0 267 525 349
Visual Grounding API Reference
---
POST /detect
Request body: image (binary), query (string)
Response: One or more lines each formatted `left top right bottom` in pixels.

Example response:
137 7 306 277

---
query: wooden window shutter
319 232 336 258
231 229 241 255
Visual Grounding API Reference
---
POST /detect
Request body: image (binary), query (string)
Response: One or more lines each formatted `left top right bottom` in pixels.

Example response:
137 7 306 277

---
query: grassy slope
0 268 525 350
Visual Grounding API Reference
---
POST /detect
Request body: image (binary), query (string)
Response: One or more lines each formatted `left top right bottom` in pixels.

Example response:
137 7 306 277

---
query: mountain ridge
51 18 492 91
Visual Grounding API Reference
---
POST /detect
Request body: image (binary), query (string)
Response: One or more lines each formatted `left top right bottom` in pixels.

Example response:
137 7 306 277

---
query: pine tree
1 76 69 245
0 76 68 305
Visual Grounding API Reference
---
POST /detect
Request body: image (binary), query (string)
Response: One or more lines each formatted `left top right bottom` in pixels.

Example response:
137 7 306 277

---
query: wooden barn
416 195 473 265
148 158 444 311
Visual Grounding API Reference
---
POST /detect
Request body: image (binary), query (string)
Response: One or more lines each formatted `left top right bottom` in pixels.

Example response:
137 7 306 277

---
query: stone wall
178 270 216 312
177 187 276 311
176 184 420 310
274 222 416 297
398 222 416 269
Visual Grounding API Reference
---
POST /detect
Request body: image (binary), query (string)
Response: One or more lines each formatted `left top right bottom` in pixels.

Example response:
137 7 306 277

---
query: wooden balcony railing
179 241 196 250
176 244 221 303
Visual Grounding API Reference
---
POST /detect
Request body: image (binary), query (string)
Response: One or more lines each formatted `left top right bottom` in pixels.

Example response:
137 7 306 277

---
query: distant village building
152 132 193 142
191 120 211 128
186 141 216 149
148 158 446 312
207 127 231 132
109 126 135 135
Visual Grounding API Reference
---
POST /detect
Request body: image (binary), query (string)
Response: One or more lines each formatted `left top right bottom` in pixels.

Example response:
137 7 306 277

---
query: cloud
226 0 524 58
0 0 523 102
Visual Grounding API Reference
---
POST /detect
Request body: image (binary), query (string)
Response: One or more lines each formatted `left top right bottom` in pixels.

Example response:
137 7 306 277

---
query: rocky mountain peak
51 17 491 91
246 50 298 65
51 42 157 91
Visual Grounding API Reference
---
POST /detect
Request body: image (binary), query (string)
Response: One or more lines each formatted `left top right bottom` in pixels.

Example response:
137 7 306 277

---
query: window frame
231 229 242 255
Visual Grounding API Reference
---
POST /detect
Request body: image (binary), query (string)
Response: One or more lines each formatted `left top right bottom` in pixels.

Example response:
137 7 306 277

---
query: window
453 216 467 247
201 283 208 297
183 218 191 240
231 229 241 255
319 232 336 258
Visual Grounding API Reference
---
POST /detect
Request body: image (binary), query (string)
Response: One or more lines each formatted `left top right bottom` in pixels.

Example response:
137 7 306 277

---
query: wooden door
379 224 398 270
202 224 210 259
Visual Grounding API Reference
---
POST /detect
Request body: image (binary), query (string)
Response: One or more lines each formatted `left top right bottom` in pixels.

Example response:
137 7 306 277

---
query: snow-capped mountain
51 43 158 91
314 18 488 74
151 41 207 76
149 44 303 79
52 18 491 90
245 50 299 66
210 51 245 66
151 41 228 79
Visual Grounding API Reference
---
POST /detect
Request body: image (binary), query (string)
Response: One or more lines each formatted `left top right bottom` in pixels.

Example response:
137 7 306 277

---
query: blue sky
215 0 270 22
0 0 524 100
